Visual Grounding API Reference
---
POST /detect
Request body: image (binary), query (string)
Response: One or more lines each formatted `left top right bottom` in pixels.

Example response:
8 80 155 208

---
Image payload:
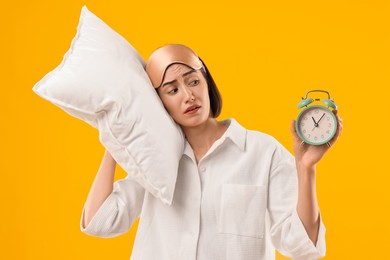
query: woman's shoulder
245 128 294 162
246 127 279 144
228 118 286 151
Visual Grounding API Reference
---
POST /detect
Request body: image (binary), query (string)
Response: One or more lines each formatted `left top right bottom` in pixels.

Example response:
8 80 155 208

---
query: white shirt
80 118 326 260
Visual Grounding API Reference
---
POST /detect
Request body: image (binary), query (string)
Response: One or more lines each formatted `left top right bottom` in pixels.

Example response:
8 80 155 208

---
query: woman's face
156 63 211 128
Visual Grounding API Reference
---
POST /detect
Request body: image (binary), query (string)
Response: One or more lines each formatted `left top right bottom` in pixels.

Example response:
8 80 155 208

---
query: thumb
290 120 300 143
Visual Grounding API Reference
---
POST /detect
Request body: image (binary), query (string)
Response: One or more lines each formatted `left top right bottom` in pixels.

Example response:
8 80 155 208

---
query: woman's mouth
185 105 201 114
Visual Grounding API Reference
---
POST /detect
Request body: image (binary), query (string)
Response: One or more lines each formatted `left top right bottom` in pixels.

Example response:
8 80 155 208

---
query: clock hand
312 116 318 131
317 113 325 125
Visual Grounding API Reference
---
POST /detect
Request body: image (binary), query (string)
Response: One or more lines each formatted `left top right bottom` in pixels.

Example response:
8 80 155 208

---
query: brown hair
198 57 222 118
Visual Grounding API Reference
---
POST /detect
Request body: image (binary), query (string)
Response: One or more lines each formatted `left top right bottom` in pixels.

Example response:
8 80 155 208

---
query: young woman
80 44 343 260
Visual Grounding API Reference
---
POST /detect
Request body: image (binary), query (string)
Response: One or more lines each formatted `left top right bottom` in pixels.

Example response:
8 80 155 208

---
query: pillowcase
32 5 184 206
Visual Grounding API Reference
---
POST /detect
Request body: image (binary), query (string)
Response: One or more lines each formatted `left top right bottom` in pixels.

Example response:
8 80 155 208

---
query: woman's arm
296 164 320 245
82 149 116 228
290 110 343 245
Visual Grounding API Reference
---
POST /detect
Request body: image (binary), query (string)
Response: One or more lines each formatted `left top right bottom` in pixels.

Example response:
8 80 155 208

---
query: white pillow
32 5 184 206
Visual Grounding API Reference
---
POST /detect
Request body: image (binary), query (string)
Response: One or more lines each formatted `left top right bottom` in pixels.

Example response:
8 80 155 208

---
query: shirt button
190 231 195 236
199 167 206 172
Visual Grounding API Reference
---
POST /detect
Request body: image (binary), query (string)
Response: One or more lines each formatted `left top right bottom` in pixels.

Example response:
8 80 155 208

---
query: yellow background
1 0 389 259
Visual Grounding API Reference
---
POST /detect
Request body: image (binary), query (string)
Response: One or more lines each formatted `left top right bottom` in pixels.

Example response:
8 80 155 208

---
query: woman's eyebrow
162 69 197 88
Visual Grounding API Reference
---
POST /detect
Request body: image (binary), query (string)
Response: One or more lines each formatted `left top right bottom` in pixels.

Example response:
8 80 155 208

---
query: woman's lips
185 106 200 114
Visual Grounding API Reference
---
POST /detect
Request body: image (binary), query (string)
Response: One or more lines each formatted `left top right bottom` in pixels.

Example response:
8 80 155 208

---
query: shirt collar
183 117 247 158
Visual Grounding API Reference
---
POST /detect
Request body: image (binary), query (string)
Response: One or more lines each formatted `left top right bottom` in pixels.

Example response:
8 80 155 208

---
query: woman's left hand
290 110 343 170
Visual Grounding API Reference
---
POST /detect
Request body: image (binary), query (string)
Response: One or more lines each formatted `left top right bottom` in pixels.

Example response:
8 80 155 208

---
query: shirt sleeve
267 139 326 260
80 175 145 238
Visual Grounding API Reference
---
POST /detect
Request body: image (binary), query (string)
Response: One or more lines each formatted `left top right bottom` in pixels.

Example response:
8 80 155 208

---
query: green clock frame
296 105 338 145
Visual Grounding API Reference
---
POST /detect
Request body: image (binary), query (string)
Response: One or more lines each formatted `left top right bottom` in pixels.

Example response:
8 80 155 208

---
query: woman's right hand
81 149 117 228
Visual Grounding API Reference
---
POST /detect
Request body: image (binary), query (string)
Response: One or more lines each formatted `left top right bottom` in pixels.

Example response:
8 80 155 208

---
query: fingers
290 120 296 133
328 111 343 146
336 113 343 137
337 121 343 137
333 110 343 136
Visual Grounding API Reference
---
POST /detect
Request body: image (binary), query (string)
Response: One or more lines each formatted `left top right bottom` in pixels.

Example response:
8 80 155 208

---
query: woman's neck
181 118 228 163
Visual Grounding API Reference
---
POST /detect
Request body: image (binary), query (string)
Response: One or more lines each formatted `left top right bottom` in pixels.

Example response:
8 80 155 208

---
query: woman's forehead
163 64 198 81
166 63 192 73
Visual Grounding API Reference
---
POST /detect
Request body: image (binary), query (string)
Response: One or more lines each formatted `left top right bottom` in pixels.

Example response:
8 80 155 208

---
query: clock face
296 105 337 145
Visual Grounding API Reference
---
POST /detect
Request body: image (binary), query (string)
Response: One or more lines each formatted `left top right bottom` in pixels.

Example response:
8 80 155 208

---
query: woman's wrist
296 162 316 177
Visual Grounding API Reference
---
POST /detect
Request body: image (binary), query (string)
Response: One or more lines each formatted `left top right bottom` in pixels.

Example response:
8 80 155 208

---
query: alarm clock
296 90 338 146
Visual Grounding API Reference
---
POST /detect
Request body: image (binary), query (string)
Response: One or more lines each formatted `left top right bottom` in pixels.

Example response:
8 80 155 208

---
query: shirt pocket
217 183 266 239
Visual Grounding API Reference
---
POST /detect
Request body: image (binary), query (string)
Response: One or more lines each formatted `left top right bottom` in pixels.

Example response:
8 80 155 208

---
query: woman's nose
183 85 195 102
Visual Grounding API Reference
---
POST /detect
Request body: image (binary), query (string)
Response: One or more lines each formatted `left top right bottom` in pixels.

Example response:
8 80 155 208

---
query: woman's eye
190 80 200 86
168 88 178 95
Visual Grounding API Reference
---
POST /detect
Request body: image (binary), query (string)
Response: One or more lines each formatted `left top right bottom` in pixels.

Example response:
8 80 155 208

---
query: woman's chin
177 114 208 128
